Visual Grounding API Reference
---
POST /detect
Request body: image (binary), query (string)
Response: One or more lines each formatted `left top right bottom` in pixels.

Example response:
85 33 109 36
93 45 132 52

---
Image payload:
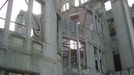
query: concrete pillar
111 0 134 69
100 3 115 73
44 0 57 59
122 0 134 50
76 24 81 75
2 0 13 48
26 0 33 51
86 42 95 75
93 13 97 33
57 13 63 75
67 20 71 75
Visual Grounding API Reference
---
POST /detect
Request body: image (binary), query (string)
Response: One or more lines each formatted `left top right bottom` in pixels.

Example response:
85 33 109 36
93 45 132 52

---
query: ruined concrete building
0 0 134 75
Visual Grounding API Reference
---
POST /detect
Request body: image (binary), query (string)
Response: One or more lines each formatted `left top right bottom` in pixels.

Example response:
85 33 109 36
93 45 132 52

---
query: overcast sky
105 0 134 11
128 0 134 7
0 0 41 31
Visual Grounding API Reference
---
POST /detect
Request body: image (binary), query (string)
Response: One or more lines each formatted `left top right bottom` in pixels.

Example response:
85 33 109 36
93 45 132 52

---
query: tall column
83 19 95 74
100 3 115 73
122 0 134 50
26 0 33 51
76 24 81 75
111 0 134 69
2 0 13 48
86 43 96 75
67 21 71 75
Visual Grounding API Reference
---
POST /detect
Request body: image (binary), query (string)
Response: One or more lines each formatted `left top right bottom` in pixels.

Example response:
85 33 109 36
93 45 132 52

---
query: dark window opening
71 50 77 68
99 49 101 53
95 60 99 72
94 46 97 55
109 28 116 37
113 50 122 71
100 60 103 73
70 14 80 23
108 18 116 37
132 18 134 26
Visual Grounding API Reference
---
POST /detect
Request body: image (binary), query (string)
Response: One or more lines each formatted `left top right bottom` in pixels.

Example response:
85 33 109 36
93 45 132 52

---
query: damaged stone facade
0 0 134 75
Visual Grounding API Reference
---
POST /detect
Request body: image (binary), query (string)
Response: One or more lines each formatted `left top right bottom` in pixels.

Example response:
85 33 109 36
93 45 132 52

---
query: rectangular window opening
10 0 28 32
80 0 88 4
31 0 44 41
94 46 97 55
75 0 79 7
113 50 122 71
95 60 99 72
0 0 8 29
100 60 103 73
104 1 112 11
70 14 80 23
62 2 69 12
62 38 86 68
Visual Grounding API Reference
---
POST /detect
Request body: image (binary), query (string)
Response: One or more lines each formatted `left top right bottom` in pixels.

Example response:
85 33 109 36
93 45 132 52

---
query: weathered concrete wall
92 1 115 73
62 18 105 75
62 7 90 25
111 0 134 69
0 0 62 75
61 1 110 75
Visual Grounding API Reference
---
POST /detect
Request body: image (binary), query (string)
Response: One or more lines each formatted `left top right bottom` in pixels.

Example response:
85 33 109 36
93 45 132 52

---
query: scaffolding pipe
76 23 81 75
67 21 71 75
